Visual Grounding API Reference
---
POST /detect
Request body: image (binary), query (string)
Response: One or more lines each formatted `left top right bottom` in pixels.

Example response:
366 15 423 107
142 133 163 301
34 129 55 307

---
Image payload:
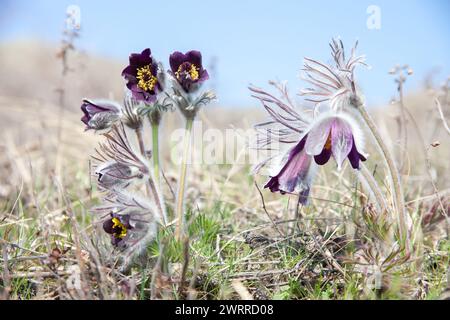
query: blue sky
1 0 449 107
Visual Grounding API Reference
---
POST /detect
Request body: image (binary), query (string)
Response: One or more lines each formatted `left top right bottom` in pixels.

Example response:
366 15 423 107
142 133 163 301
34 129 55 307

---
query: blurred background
1 0 449 107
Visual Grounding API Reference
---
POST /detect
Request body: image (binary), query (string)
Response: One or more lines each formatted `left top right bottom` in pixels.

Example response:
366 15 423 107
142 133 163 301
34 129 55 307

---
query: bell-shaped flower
103 213 133 247
250 83 368 204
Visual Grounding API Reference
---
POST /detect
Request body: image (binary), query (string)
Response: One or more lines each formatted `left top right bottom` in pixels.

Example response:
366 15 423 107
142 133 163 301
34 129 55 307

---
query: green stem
353 98 409 246
135 127 167 225
175 117 194 240
151 122 161 186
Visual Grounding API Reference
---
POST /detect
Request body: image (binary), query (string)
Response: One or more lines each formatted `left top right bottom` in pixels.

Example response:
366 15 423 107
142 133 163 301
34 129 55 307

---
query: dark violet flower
263 113 367 201
81 99 121 131
264 135 315 203
250 83 367 204
103 213 133 247
304 113 367 170
122 48 163 103
96 191 160 265
169 50 209 93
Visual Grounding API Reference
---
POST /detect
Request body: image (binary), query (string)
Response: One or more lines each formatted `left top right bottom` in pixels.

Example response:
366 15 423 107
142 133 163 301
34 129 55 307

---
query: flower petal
330 117 353 170
347 137 367 169
169 51 187 73
103 218 114 234
129 48 152 66
305 117 333 156
186 50 202 68
264 136 314 203
314 146 332 165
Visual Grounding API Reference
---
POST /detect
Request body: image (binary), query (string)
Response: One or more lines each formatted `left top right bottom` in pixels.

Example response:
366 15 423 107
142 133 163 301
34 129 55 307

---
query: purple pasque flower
250 83 367 203
264 113 366 201
264 135 316 203
81 99 121 131
122 48 163 103
169 50 209 93
304 112 367 170
96 191 160 264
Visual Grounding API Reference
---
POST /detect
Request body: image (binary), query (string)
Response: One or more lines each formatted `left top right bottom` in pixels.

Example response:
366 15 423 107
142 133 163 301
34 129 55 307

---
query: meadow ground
0 41 449 300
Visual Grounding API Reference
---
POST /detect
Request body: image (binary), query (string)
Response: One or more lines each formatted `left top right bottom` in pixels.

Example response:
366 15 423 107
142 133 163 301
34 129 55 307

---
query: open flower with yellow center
97 191 160 263
169 50 209 93
103 214 133 246
122 48 163 103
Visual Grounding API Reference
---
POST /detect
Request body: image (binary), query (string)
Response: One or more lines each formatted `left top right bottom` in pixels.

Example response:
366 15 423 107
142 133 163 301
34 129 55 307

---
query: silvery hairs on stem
300 38 368 112
93 189 161 267
169 76 216 119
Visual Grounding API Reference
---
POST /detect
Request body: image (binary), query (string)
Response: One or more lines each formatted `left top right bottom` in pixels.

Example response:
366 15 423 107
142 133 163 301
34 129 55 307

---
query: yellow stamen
176 63 199 81
324 134 332 150
112 217 127 239
136 65 157 91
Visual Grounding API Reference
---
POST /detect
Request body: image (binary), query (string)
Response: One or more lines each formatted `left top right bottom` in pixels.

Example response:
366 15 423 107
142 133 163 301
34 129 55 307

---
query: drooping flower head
250 80 368 204
169 50 209 93
80 99 121 131
262 112 367 200
95 161 142 191
122 48 163 103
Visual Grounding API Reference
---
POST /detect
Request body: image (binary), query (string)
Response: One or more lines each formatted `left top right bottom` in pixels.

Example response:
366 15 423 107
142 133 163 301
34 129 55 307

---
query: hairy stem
359 163 389 212
397 80 408 173
175 118 194 240
352 97 409 245
135 127 167 225
151 122 161 186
